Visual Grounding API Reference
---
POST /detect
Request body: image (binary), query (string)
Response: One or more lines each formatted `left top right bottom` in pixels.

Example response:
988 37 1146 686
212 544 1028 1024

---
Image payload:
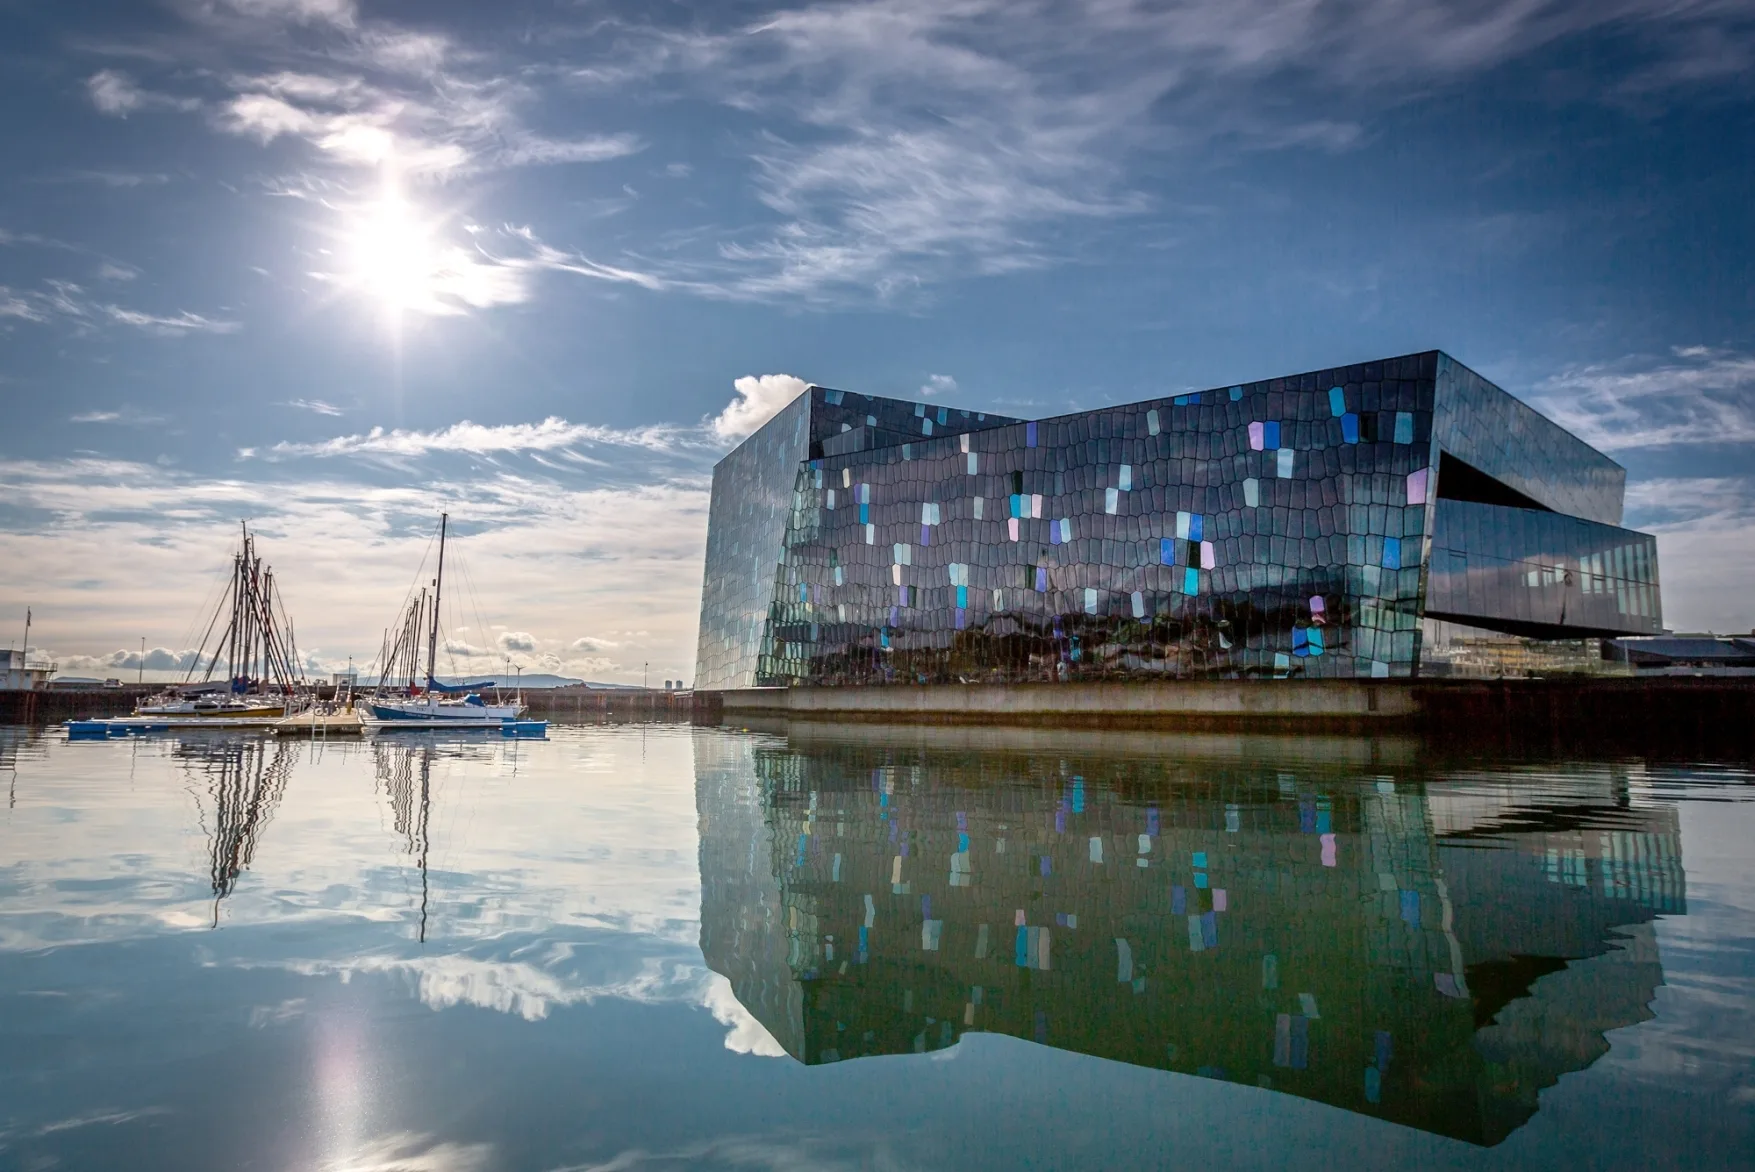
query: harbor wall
696 678 1755 746
521 688 695 719
0 688 152 723
708 679 1411 729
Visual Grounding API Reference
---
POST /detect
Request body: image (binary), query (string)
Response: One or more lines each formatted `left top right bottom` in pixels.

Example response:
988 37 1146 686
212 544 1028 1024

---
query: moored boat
135 688 286 719
360 513 545 733
67 524 310 737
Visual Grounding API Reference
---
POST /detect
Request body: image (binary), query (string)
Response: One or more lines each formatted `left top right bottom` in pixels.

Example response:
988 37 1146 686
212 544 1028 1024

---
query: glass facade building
694 352 1662 691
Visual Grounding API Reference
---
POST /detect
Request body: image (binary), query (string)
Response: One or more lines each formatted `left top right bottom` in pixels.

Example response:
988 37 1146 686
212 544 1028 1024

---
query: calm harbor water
1 721 1751 1171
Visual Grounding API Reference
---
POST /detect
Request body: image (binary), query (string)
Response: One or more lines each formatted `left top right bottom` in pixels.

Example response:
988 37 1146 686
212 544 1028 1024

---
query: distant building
331 671 360 688
0 648 56 690
695 351 1663 689
1607 634 1755 675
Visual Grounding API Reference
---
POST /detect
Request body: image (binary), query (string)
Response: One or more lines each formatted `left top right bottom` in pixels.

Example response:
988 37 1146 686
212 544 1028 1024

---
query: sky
1 0 1752 684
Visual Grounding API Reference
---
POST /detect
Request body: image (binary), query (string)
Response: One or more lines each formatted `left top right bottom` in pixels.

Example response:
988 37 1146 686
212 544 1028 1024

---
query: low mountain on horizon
351 674 680 691
355 673 586 690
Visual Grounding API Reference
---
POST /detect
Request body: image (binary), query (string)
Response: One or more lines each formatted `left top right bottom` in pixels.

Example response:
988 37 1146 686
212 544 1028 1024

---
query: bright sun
329 180 519 323
346 190 446 313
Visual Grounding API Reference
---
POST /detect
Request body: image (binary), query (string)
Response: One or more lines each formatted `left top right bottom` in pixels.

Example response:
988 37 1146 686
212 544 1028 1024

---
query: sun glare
329 182 523 327
347 190 446 315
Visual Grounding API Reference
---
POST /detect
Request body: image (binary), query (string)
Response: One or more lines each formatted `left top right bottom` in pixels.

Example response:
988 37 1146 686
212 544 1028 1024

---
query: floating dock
65 715 284 736
359 717 549 735
270 710 366 736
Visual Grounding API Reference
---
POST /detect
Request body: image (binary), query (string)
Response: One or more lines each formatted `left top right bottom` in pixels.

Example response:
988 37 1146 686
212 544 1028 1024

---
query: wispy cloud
262 371 793 463
0 279 236 336
86 69 200 117
316 1133 491 1172
57 170 173 188
284 398 344 415
103 306 240 335
32 1108 172 1138
218 0 358 29
566 0 1755 301
202 49 641 180
0 288 47 322
70 406 168 426
260 416 696 460
498 133 646 168
79 0 1755 318
1534 345 1755 451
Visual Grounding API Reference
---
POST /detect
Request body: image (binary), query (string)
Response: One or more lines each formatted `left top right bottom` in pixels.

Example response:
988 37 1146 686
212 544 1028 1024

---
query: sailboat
69 524 307 733
360 514 543 731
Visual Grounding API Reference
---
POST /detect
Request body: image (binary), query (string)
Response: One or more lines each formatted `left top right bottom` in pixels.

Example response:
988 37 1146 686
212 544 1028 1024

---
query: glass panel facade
695 393 813 693
696 389 1021 690
695 352 1663 688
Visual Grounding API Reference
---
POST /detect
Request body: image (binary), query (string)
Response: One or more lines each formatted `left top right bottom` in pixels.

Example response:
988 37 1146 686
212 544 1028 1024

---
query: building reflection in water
696 725 1684 1147
180 737 298 925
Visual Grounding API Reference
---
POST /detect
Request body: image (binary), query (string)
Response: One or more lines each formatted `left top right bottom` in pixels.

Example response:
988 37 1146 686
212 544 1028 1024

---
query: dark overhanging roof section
1436 451 1554 513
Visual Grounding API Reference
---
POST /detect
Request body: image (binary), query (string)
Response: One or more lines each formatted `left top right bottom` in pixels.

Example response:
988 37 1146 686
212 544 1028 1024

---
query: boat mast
224 546 242 687
424 513 448 691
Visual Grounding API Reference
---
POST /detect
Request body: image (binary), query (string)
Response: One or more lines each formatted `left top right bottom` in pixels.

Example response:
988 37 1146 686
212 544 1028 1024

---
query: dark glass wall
1426 500 1662 636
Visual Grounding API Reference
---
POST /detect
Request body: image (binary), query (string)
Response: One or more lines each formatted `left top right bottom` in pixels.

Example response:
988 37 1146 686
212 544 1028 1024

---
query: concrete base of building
704 679 1414 730
696 677 1755 747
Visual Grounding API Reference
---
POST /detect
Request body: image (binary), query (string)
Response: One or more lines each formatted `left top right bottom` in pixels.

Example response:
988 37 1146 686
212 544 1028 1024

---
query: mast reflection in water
183 737 297 925
696 726 1685 1147
374 740 436 942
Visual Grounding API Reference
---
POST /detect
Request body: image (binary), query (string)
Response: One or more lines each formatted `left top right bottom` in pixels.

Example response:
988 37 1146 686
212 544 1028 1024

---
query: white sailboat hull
361 697 525 727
